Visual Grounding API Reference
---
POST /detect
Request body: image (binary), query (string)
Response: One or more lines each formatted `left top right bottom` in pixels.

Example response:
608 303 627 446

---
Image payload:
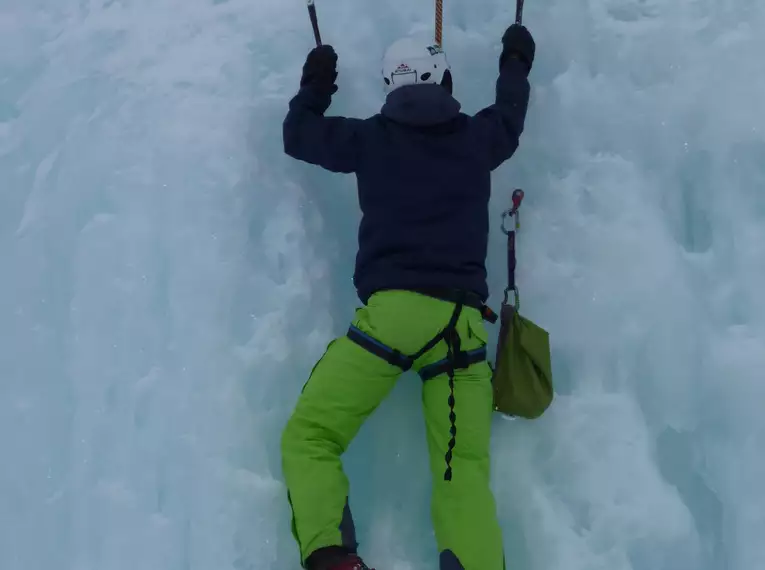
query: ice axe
307 0 322 46
516 0 524 24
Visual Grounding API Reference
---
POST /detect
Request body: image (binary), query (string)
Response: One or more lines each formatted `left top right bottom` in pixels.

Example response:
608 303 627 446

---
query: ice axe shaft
307 0 322 46
516 0 524 24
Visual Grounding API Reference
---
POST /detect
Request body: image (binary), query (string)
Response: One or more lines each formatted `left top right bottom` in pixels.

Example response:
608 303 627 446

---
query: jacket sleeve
283 85 364 174
469 58 531 171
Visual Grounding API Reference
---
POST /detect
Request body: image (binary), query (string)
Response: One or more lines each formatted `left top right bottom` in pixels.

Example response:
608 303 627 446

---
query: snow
2 0 765 569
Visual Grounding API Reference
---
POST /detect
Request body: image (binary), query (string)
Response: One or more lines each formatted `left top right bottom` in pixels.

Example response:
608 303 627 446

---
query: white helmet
382 37 451 95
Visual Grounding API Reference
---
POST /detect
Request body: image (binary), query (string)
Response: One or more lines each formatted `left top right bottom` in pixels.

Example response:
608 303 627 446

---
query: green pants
281 290 504 570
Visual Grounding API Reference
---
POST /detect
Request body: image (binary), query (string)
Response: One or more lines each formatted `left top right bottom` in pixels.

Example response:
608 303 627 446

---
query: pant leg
281 330 403 565
421 315 504 570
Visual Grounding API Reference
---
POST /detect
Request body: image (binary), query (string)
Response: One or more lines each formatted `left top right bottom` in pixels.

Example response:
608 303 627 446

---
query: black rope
443 328 460 481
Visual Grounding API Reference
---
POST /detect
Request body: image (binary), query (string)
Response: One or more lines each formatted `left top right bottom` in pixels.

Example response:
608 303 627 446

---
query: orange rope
435 0 443 46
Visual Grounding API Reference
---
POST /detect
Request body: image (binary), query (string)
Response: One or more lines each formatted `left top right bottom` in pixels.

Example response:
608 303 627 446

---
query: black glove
300 45 339 95
500 24 535 75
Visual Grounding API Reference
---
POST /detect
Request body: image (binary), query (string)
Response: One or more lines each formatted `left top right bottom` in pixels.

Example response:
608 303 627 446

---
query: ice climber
280 22 536 570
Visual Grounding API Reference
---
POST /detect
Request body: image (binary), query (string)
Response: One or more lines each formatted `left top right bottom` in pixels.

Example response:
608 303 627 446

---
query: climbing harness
346 289 496 481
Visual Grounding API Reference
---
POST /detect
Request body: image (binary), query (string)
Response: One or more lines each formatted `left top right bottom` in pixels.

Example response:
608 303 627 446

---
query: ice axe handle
307 0 322 46
515 0 524 25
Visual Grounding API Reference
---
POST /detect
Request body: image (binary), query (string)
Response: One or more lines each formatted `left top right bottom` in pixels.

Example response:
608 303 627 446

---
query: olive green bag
492 304 553 418
491 190 554 419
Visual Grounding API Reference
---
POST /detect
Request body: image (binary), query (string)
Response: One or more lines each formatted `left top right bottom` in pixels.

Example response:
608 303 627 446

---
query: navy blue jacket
283 58 530 304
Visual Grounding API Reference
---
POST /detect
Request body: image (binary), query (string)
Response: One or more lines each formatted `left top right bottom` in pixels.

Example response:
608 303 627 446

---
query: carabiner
501 188 525 235
502 285 520 310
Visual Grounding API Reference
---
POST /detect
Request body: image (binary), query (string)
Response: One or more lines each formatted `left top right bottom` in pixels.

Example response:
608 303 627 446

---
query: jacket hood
381 84 461 127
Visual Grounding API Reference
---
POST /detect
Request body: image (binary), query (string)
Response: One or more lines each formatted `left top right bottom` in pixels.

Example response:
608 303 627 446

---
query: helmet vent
420 72 432 81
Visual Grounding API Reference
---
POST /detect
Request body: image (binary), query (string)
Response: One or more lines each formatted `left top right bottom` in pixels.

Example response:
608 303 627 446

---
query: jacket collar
381 84 461 127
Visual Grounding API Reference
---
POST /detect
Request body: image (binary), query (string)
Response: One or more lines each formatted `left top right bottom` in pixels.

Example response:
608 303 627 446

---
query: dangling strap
501 189 524 308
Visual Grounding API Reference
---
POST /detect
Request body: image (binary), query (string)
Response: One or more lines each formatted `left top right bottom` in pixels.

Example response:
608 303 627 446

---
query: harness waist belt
372 288 499 325
413 288 499 324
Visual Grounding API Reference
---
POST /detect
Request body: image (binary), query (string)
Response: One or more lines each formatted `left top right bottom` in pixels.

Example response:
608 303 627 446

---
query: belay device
490 189 554 419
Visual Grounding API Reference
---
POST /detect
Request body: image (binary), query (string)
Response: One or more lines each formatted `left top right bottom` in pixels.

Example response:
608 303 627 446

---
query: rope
443 330 457 481
435 0 443 46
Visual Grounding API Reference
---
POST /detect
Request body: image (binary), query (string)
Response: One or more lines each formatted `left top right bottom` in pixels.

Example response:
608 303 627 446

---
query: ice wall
1 1 764 570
